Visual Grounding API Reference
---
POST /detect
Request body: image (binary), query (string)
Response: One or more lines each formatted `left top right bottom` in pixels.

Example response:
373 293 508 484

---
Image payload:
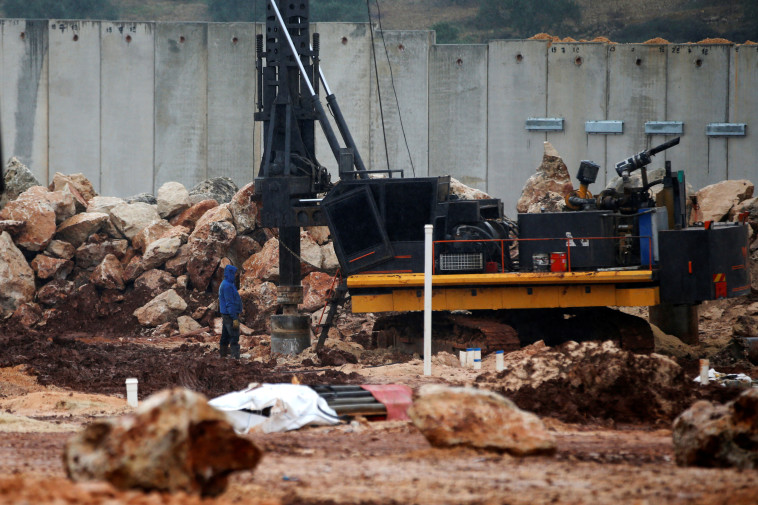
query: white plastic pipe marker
125 378 138 407
423 224 433 376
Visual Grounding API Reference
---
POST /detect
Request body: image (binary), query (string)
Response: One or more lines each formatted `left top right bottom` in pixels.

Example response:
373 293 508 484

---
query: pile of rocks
0 158 338 337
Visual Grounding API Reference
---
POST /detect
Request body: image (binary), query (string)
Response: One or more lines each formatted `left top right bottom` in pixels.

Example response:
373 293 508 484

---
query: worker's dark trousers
220 315 240 358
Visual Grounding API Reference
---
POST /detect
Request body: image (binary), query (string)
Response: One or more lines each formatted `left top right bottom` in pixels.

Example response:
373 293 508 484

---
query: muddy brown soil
2 421 757 505
0 334 363 399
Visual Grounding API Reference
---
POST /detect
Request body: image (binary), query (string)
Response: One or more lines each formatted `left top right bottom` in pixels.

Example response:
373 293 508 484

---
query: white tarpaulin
208 383 341 434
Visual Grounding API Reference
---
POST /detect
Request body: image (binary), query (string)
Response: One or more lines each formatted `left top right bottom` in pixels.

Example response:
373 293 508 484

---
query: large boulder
0 232 36 317
692 179 754 223
126 192 157 205
132 220 188 252
189 177 239 205
110 202 162 240
164 243 191 277
41 190 77 224
157 181 191 219
133 289 187 327
228 235 262 267
450 177 492 200
142 235 183 270
321 242 340 273
673 389 758 469
228 182 258 234
240 281 278 330
409 385 556 455
186 220 236 292
169 199 218 230
135 269 176 297
0 157 41 209
86 196 128 238
241 238 279 286
194 204 234 231
299 230 323 275
87 196 126 214
301 271 334 312
74 239 129 269
63 388 262 496
30 254 73 280
55 212 110 248
90 254 125 291
516 142 573 213
45 239 76 260
50 172 97 204
36 279 76 307
0 186 57 251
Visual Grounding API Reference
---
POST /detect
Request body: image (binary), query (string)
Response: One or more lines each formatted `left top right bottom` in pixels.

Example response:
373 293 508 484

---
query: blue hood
223 264 237 282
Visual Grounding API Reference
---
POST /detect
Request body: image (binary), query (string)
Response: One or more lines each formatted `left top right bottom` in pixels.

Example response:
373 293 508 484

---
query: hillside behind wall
1 19 756 213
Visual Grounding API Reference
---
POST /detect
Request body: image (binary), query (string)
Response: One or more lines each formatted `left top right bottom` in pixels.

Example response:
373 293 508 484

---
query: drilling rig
254 0 751 355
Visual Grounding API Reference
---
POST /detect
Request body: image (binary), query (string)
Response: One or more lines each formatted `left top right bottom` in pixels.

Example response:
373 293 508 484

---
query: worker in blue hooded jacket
218 264 242 358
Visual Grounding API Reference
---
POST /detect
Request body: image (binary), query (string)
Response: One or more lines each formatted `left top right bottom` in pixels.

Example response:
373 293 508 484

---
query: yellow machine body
347 270 659 313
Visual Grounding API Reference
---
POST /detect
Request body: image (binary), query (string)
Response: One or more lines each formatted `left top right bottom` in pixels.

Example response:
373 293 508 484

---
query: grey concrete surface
666 44 730 189
1 20 48 184
728 44 758 182
154 23 208 193
546 43 608 190
370 30 433 178
605 44 668 187
208 22 257 188
0 20 755 205
487 39 548 214
312 22 372 179
429 44 488 191
49 20 101 189
100 22 155 198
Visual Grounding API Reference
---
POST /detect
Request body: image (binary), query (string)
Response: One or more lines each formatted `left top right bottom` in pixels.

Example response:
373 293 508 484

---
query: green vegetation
3 0 119 19
206 0 368 22
475 0 580 39
431 21 461 44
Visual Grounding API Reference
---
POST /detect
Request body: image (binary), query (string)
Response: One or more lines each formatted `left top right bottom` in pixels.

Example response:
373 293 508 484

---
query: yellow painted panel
352 285 661 313
351 294 394 313
347 270 654 288
615 287 659 306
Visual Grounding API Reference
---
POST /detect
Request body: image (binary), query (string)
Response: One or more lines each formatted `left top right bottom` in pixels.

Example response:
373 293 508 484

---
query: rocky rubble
0 160 339 339
63 388 262 495
409 384 556 455
673 388 758 469
479 340 694 422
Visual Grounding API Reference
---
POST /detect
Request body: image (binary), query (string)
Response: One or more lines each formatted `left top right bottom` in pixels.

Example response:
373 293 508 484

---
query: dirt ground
1 292 758 504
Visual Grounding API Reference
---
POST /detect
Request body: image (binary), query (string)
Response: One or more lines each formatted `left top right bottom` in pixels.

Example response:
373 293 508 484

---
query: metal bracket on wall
645 121 683 135
525 118 564 131
706 123 747 136
585 120 623 134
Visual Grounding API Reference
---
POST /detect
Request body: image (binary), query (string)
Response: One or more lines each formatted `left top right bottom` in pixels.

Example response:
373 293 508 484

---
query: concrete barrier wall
1 20 756 214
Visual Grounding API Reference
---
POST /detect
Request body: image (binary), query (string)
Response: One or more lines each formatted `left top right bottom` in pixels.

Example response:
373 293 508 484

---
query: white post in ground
423 224 433 376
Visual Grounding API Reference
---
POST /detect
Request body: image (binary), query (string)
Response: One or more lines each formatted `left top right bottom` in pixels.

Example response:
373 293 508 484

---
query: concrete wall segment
487 39 548 215
370 30 432 178
728 44 758 182
312 22 371 180
100 22 155 198
429 43 488 191
1 19 49 184
666 44 730 188
49 20 101 190
606 44 668 187
208 22 257 188
546 43 608 189
154 23 208 192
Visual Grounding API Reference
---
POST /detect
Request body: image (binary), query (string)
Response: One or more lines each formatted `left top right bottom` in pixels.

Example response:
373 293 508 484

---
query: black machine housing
322 176 511 276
